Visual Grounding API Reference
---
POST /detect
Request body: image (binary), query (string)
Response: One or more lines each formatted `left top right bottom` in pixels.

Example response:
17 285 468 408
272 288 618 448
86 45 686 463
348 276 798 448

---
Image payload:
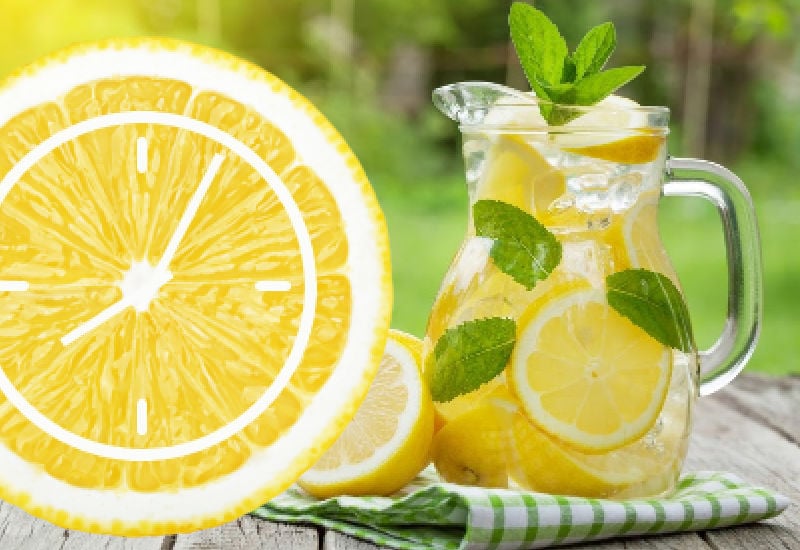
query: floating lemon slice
554 95 665 163
299 330 433 498
0 38 391 535
509 286 671 453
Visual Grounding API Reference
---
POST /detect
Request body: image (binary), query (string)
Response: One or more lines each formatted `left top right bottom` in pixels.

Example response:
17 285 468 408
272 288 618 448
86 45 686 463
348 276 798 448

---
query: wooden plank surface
0 373 794 549
684 374 800 550
171 515 318 549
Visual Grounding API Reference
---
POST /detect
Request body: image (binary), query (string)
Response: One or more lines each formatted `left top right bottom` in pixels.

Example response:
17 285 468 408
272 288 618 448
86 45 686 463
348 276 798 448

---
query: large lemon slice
0 39 391 535
299 330 433 498
509 286 671 452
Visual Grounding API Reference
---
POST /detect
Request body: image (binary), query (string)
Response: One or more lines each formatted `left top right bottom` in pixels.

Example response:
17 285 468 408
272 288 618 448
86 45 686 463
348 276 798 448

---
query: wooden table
0 373 795 549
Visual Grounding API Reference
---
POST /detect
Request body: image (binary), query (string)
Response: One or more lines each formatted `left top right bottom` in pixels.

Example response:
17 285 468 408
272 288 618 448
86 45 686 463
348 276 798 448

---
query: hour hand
61 299 130 346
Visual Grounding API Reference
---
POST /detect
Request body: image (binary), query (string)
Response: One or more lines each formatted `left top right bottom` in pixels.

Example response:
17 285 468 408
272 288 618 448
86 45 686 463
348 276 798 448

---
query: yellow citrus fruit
431 388 516 488
0 38 392 534
564 134 665 164
477 135 565 215
508 285 671 453
299 330 433 498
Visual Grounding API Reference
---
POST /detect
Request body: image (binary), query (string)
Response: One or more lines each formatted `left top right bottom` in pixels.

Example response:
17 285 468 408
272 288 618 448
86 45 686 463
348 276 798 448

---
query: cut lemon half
0 38 391 535
299 330 433 498
509 286 671 452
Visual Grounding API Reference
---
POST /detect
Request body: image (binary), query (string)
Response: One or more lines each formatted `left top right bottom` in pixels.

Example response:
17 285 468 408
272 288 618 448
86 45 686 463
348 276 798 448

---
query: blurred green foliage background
0 0 797 375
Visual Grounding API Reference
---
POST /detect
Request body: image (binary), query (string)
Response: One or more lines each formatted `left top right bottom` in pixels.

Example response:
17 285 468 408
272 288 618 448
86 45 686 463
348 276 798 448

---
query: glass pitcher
424 82 762 498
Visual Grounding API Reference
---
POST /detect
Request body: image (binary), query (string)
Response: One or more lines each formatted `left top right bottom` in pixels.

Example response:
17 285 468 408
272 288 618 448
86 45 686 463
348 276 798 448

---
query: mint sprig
427 317 516 403
509 2 645 125
606 269 695 352
473 199 562 291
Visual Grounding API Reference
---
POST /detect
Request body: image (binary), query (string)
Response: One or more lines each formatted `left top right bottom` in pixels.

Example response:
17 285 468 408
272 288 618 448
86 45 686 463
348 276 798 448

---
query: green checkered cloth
253 469 789 549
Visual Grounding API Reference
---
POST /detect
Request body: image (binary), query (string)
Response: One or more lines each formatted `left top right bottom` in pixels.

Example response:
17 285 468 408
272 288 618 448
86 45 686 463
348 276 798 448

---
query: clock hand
61 154 225 347
155 153 225 273
61 299 129 346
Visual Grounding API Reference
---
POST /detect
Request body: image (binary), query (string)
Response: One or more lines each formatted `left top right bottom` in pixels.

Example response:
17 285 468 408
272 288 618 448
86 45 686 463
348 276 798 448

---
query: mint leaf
427 317 516 402
572 22 616 79
509 2 568 94
567 66 645 105
541 82 575 101
508 3 646 125
561 56 577 83
607 269 694 352
473 200 562 290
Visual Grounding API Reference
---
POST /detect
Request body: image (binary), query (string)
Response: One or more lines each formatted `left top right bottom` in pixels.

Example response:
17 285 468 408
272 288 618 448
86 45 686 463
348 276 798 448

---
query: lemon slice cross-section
0 38 391 535
509 287 671 453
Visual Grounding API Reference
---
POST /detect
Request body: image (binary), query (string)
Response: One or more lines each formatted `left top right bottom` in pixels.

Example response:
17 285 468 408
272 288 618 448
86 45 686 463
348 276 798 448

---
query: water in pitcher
425 83 698 498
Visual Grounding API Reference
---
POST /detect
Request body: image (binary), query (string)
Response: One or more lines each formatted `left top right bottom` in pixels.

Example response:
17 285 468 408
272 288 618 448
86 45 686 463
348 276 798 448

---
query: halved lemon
508 285 671 452
299 330 433 498
0 39 391 534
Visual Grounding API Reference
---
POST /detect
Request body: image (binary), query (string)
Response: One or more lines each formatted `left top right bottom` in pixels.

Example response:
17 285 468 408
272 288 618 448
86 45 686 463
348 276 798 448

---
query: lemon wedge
299 330 434 498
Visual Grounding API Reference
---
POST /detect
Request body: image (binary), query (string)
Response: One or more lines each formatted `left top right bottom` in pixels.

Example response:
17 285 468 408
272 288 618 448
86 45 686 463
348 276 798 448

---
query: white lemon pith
0 38 391 535
299 330 434 498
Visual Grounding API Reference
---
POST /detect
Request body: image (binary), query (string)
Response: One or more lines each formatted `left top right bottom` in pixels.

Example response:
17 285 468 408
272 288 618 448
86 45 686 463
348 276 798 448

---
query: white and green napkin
253 469 789 549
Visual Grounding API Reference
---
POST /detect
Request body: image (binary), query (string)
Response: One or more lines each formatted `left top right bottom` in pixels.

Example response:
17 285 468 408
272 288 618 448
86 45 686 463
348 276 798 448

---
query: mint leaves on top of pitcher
509 2 645 125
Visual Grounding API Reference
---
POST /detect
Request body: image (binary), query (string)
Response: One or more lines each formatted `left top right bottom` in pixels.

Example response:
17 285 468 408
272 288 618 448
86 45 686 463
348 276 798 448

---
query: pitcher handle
663 158 763 396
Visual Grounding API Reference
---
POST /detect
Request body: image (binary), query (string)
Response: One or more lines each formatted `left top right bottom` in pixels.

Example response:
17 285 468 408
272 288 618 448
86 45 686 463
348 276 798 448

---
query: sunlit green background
0 0 797 375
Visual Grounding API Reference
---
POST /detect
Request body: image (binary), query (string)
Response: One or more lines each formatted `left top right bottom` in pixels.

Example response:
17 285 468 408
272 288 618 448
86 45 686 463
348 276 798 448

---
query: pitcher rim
433 81 670 133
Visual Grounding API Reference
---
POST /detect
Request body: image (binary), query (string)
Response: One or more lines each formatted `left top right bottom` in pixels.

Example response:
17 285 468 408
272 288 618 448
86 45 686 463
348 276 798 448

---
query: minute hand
156 153 225 273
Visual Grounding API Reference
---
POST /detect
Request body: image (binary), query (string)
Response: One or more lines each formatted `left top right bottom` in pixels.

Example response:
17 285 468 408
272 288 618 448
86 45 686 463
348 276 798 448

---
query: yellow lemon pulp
299 330 434 498
0 38 391 535
509 286 671 453
564 134 665 164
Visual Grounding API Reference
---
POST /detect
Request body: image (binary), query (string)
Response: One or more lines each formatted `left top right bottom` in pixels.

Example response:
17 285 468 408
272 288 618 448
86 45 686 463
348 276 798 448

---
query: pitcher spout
431 81 537 126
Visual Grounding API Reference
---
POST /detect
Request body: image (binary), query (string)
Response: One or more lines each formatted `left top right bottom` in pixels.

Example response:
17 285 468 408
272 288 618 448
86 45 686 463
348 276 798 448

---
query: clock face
0 39 391 536
0 111 317 461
